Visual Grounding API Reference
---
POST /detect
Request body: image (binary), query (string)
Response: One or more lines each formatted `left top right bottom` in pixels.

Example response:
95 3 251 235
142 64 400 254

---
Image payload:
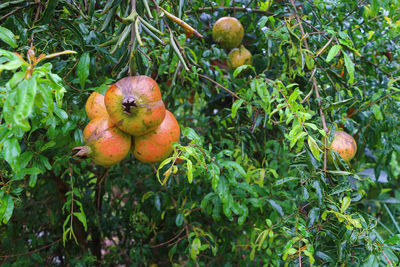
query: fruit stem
122 96 137 114
72 146 91 157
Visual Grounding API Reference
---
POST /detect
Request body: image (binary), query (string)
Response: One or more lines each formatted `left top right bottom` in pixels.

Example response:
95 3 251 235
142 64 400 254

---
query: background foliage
0 0 400 265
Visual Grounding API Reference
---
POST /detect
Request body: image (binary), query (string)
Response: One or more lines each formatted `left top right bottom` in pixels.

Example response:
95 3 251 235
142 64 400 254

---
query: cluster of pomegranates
212 17 252 70
74 76 180 168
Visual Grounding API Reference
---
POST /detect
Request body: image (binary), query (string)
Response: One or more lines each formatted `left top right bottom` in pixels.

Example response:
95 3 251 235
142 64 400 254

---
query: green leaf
363 255 379 267
343 51 355 84
267 199 284 216
54 107 68 122
182 127 201 142
308 135 321 161
315 251 335 263
13 77 37 131
2 195 14 224
37 0 60 24
307 208 320 228
340 196 351 213
233 65 250 78
222 161 246 177
29 174 38 188
77 52 90 89
175 213 183 226
275 177 300 186
326 45 341 63
3 138 20 171
384 235 400 245
0 60 23 71
372 104 383 120
18 151 33 169
190 237 201 260
288 88 301 104
231 99 244 119
186 159 193 183
73 212 87 232
16 167 42 178
0 26 17 48
326 170 352 175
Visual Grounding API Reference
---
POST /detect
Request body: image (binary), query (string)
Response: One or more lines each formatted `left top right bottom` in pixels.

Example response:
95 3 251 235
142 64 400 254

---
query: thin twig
129 0 137 76
151 229 185 248
349 91 399 118
185 6 274 15
299 238 302 267
149 0 160 12
137 46 153 62
0 2 39 21
93 168 109 263
31 0 42 46
0 239 61 258
198 73 242 101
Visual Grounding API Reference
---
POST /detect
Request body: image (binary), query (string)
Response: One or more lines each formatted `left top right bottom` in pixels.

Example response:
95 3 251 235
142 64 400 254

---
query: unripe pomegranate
73 116 131 168
228 45 252 69
212 17 244 49
132 110 180 163
85 91 108 120
104 76 166 137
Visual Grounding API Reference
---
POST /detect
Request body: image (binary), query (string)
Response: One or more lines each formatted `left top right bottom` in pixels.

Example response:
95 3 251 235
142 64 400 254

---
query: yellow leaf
368 31 374 40
384 16 392 25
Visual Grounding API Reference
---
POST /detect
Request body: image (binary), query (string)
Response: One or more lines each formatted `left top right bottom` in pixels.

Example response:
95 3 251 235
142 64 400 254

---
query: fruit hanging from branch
228 45 252 69
73 116 131 168
104 75 166 137
132 110 180 163
212 17 244 49
85 91 108 120
326 130 357 164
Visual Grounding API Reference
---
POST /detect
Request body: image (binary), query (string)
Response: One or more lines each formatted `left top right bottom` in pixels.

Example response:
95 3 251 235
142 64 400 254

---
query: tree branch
185 6 273 15
289 0 329 171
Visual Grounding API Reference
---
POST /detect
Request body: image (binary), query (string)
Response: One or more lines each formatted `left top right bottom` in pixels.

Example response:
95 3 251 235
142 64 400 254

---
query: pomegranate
228 45 252 69
73 116 131 168
104 76 166 137
85 91 108 120
326 130 357 164
212 17 244 49
132 110 180 163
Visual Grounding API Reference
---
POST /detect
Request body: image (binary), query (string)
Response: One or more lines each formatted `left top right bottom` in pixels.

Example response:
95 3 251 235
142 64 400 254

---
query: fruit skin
228 45 252 69
85 91 108 120
212 17 244 49
74 116 131 168
104 75 166 137
133 110 180 163
327 130 357 164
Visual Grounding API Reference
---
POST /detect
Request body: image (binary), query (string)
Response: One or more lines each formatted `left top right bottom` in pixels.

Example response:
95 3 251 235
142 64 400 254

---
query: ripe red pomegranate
73 116 131 168
104 76 166 137
132 110 180 163
85 91 108 120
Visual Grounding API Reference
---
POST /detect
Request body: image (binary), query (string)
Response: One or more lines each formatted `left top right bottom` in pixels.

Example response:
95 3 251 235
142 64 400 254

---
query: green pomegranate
228 45 252 69
212 17 244 49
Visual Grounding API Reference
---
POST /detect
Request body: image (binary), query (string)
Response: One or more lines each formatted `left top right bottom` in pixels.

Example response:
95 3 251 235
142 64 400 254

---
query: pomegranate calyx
122 96 137 114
